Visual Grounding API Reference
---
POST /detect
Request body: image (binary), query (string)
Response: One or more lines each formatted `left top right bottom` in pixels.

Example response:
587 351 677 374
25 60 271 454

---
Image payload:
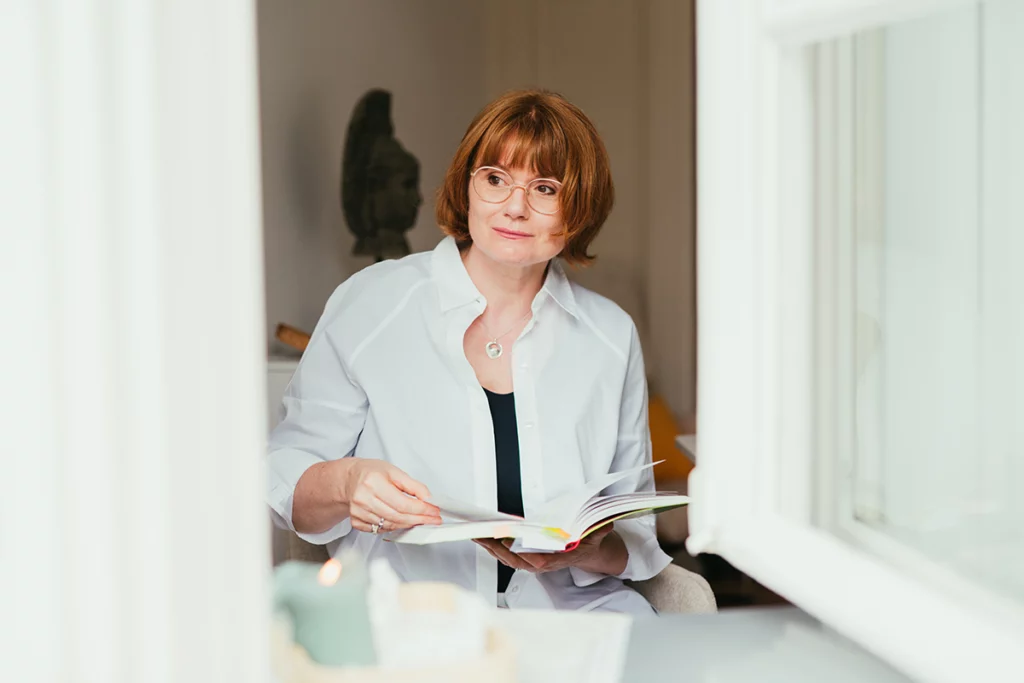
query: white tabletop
269 606 909 682
623 606 910 682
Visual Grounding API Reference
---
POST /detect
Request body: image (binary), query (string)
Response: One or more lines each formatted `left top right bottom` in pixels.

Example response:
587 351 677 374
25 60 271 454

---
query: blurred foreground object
273 552 376 668
271 557 516 683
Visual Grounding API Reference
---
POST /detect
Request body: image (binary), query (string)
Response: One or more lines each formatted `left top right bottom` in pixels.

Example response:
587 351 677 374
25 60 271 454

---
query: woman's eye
535 183 559 196
487 174 509 187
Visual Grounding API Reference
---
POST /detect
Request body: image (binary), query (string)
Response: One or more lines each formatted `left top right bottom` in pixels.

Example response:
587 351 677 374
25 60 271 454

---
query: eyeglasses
469 166 562 215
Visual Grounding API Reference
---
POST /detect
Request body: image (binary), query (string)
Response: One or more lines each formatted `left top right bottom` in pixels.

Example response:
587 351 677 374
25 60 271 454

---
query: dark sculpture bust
340 90 422 261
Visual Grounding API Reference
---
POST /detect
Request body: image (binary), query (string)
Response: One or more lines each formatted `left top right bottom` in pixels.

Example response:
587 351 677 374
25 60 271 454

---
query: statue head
341 90 422 260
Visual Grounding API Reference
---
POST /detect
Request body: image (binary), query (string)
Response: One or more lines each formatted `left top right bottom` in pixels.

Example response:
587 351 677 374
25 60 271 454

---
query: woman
267 89 671 614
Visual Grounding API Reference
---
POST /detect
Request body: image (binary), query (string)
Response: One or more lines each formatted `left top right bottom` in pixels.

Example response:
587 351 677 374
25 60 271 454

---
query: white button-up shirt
267 236 671 614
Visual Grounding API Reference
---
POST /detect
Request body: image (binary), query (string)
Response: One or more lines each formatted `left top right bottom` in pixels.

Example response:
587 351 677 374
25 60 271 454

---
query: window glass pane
846 1 1024 603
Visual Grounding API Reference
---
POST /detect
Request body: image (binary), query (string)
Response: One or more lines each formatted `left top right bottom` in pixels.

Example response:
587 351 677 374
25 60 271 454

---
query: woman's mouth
493 227 531 240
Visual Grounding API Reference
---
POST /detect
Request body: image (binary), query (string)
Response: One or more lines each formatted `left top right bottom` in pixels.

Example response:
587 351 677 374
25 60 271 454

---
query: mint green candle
272 553 377 667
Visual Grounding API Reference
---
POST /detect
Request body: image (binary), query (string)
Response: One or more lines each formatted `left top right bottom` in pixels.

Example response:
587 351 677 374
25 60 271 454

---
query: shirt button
523 422 533 429
510 585 520 594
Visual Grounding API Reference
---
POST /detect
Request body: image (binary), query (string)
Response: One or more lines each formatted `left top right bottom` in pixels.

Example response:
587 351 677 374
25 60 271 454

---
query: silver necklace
481 311 531 360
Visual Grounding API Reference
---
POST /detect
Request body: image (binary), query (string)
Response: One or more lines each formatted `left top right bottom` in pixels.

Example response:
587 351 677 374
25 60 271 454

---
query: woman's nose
503 185 530 218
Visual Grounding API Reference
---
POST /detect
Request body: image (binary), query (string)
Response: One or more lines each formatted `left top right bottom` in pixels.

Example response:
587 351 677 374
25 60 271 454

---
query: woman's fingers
477 540 513 567
372 477 441 522
364 497 438 530
388 467 432 501
350 502 421 533
348 506 379 533
351 488 438 532
475 538 532 571
473 539 502 563
474 538 505 555
580 525 612 545
343 462 440 533
516 553 555 571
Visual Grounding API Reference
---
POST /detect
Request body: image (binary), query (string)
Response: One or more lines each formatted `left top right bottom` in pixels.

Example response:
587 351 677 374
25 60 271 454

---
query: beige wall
486 0 697 423
646 0 698 422
486 0 648 350
257 0 487 351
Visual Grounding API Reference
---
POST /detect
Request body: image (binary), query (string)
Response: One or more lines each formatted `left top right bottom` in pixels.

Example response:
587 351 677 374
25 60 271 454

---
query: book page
506 496 689 554
572 495 690 537
530 461 661 530
426 492 523 523
385 520 536 544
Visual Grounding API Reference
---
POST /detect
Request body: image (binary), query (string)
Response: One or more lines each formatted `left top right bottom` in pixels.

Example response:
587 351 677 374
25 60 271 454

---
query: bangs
436 89 613 266
473 117 568 181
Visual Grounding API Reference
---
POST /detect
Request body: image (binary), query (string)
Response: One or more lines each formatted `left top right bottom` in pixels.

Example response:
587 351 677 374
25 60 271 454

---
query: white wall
257 0 487 350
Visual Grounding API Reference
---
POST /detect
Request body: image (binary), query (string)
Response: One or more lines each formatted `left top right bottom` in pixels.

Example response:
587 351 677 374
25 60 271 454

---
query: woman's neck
461 245 546 319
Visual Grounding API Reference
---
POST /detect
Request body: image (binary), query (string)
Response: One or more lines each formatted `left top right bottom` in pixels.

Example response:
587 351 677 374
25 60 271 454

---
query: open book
383 462 689 553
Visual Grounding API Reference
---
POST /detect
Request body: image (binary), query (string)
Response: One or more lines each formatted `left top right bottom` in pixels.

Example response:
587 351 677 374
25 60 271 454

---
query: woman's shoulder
563 280 639 362
566 280 637 333
318 251 433 332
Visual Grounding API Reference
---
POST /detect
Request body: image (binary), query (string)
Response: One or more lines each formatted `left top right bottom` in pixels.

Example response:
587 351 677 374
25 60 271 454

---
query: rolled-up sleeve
267 282 368 546
570 324 672 587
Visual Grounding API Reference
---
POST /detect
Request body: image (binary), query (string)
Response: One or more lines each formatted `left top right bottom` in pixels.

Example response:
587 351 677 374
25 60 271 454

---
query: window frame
689 0 1024 680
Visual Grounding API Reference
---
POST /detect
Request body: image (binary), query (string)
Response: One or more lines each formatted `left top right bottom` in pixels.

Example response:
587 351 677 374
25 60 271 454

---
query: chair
625 563 717 614
280 533 717 614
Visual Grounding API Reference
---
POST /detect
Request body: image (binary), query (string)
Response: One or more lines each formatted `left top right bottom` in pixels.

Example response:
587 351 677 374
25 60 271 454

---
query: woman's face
466 163 566 269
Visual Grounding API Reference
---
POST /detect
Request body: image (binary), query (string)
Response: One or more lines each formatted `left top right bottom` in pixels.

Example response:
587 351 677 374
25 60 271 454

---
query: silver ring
370 522 380 535
377 516 387 530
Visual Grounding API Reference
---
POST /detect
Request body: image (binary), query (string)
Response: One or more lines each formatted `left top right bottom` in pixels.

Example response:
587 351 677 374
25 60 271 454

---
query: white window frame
688 1 1024 681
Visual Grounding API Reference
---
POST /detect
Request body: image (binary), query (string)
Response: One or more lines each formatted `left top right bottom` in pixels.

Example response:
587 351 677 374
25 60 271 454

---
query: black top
484 388 525 594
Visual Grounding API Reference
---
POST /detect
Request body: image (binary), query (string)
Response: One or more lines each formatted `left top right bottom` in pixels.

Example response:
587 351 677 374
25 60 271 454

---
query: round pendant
485 341 503 359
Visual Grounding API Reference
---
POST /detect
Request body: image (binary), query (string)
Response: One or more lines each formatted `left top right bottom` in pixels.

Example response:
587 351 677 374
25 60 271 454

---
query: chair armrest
626 563 717 614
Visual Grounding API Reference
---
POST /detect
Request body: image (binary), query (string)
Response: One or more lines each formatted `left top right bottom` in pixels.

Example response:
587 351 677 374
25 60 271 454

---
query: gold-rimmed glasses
469 166 562 215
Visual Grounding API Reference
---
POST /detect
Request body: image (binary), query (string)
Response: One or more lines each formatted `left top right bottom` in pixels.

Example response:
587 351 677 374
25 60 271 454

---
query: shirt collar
538 256 578 319
430 236 579 319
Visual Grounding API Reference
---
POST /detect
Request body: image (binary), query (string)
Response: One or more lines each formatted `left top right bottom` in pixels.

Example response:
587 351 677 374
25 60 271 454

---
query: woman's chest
462 319 516 394
353 330 626 502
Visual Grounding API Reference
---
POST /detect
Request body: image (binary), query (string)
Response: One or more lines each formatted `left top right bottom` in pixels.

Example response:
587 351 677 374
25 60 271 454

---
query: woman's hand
338 458 442 533
473 526 628 576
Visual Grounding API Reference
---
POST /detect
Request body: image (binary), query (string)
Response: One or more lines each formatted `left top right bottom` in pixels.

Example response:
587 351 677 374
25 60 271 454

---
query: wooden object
276 323 312 353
